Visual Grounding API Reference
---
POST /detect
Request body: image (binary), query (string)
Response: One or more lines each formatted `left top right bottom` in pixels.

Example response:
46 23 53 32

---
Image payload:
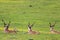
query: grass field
0 0 60 40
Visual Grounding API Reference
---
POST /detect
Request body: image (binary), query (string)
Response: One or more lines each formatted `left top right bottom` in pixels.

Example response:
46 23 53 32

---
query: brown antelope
2 19 17 33
28 23 40 35
49 22 60 34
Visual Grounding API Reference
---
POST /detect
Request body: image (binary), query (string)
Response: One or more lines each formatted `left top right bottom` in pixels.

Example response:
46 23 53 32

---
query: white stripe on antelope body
49 22 60 34
28 23 40 35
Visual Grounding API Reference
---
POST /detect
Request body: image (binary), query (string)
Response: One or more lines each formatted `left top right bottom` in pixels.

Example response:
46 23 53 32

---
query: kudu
49 22 60 34
28 23 40 35
2 19 17 33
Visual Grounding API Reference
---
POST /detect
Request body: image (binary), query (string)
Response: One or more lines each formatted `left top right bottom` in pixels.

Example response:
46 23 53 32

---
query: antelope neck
50 27 54 31
4 27 8 31
28 27 32 31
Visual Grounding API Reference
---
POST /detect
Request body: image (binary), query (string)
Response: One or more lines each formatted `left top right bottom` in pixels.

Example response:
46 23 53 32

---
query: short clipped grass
0 0 60 40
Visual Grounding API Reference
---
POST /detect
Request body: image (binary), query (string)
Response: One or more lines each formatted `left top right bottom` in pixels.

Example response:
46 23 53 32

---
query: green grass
0 0 60 40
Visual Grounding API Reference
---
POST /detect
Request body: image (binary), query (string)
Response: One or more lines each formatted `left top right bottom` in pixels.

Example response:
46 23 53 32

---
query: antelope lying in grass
2 19 17 33
49 22 60 34
28 23 40 35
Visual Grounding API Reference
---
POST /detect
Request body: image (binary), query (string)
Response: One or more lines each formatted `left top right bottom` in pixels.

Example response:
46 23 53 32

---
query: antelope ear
31 23 34 27
49 22 52 26
2 19 4 22
52 22 56 27
2 19 6 25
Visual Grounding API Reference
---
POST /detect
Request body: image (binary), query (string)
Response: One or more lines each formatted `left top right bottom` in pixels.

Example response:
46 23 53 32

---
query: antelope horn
8 20 11 26
28 22 30 27
2 19 6 25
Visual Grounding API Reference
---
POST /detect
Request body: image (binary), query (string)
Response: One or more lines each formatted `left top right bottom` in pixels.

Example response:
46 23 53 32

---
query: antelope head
28 23 34 31
2 19 11 30
49 22 56 31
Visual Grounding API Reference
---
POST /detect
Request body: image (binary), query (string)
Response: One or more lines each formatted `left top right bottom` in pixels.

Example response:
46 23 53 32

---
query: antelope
28 23 40 35
49 22 60 34
2 19 17 33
